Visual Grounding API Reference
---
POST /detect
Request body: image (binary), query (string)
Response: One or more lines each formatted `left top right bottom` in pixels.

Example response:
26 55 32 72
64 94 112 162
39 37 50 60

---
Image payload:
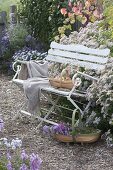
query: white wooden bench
12 42 110 127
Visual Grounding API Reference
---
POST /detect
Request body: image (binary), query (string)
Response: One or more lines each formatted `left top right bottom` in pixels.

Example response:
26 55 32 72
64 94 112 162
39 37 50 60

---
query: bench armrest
68 71 98 98
76 71 99 81
12 61 22 80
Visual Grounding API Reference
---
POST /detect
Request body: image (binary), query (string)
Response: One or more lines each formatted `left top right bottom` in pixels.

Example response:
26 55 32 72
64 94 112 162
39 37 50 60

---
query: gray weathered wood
9 5 17 24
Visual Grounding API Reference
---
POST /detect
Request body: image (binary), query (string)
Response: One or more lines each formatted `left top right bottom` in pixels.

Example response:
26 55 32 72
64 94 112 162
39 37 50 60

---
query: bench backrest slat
50 42 110 57
46 55 105 70
48 49 108 64
46 42 110 71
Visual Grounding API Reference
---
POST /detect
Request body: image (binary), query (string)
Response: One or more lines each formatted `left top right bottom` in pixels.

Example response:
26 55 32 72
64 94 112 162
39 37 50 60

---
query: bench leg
12 100 28 120
21 110 58 126
38 95 60 127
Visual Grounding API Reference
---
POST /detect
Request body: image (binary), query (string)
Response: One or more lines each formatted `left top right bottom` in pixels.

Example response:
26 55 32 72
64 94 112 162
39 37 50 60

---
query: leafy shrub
19 0 64 48
55 0 103 41
85 59 113 146
19 0 103 46
98 0 113 56
0 24 29 73
8 24 29 52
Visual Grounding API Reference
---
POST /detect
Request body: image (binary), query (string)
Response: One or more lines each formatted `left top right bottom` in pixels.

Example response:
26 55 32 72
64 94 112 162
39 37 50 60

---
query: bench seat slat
50 42 110 57
48 49 108 64
46 55 105 70
41 87 85 97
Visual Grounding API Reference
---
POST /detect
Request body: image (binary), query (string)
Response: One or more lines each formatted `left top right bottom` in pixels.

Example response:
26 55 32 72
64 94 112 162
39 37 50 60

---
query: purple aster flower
51 123 70 135
43 125 50 135
30 153 42 170
19 163 28 170
0 118 4 131
21 150 29 161
7 161 13 170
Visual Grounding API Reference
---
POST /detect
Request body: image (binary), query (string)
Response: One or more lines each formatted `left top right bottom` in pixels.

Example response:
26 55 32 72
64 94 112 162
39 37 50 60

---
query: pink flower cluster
60 1 83 16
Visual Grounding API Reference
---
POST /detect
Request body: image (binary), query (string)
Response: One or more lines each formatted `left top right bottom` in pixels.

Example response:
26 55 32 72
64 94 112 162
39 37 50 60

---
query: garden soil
0 74 113 170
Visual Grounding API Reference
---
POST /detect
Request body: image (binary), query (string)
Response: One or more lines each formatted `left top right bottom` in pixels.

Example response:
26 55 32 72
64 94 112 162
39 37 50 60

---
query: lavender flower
43 125 50 135
20 163 28 170
21 150 29 161
7 152 12 160
7 161 13 170
0 118 4 131
30 153 42 170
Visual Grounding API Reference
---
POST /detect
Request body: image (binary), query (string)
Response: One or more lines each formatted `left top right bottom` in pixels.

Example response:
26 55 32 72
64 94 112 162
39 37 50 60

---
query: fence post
9 5 17 25
0 11 7 25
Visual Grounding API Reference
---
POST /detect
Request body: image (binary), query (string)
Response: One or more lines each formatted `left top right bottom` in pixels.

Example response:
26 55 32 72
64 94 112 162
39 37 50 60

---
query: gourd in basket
49 66 73 89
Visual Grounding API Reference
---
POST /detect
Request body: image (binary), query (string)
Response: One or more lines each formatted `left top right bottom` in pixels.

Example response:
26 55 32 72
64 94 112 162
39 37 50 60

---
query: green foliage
0 24 28 73
8 24 28 52
0 162 7 170
19 0 64 49
99 0 113 41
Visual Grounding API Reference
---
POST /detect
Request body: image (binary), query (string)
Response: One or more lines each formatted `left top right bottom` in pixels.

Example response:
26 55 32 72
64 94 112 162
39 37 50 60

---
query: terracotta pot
53 130 101 143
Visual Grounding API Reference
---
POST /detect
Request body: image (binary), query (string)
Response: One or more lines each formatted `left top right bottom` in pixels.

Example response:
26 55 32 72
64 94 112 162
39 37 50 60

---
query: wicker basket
49 77 73 89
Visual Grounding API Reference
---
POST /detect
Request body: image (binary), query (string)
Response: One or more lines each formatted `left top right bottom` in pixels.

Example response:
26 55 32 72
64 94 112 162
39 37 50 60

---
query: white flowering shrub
84 59 113 146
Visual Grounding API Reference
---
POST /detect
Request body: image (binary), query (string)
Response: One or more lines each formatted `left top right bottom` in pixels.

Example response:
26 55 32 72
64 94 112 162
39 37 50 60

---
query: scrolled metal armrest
72 73 81 87
12 61 21 72
12 61 22 80
77 71 98 81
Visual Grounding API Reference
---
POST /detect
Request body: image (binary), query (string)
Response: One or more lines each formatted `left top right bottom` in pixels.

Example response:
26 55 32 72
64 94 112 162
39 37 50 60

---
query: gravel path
0 74 113 170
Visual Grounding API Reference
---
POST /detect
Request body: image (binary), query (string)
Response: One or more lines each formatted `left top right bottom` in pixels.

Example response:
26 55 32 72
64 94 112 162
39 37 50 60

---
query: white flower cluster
93 117 101 125
59 20 113 50
3 138 22 149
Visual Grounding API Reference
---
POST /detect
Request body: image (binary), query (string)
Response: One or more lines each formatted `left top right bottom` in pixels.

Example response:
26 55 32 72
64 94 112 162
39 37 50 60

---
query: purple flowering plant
0 118 42 170
43 123 70 136
0 118 4 132
0 149 42 170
